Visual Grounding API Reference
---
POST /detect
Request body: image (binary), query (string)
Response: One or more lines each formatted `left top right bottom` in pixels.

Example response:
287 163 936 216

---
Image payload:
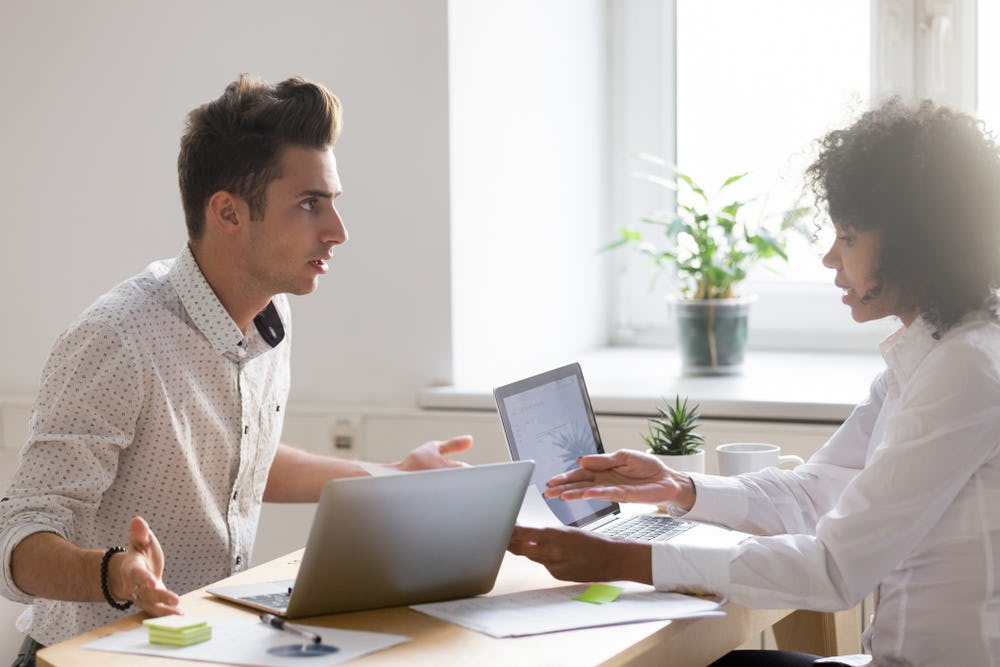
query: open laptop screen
494 363 619 527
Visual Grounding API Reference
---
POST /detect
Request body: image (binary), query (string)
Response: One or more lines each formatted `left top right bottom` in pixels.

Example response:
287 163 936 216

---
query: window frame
608 0 979 352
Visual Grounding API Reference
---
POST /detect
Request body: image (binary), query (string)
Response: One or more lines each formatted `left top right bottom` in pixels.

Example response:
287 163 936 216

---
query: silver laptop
494 363 747 547
208 461 534 618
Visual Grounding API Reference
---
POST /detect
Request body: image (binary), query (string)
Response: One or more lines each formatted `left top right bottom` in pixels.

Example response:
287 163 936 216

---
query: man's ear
206 191 243 233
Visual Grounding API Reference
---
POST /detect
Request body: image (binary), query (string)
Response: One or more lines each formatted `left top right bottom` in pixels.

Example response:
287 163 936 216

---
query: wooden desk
37 549 854 667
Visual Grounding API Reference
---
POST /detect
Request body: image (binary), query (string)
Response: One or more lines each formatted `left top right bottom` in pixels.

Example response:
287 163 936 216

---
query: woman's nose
821 241 838 269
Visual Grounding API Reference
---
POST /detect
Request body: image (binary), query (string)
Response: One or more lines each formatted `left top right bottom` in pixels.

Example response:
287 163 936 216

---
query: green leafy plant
642 395 705 456
606 155 811 300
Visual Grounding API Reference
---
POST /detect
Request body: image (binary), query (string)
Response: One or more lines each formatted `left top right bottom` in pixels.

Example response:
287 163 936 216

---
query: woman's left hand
508 525 652 584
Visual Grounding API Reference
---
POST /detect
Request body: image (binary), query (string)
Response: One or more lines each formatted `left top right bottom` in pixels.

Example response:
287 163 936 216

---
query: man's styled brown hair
177 74 342 239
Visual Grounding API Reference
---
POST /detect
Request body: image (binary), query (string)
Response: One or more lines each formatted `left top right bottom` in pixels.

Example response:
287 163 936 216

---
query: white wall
0 0 612 408
449 0 611 385
0 0 454 407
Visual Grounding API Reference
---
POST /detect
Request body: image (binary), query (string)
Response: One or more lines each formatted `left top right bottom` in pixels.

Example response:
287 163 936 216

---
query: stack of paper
143 616 212 646
412 582 724 637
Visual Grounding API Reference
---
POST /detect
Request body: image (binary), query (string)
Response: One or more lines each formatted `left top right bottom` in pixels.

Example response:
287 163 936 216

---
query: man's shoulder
67 259 179 335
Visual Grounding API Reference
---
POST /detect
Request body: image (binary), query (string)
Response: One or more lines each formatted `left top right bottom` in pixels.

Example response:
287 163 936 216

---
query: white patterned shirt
0 245 290 646
655 313 1000 666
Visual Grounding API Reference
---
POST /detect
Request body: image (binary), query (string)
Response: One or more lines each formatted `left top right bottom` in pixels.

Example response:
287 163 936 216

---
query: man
0 74 471 664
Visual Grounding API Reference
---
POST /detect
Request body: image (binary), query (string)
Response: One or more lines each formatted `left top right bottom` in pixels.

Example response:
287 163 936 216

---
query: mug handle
778 454 804 469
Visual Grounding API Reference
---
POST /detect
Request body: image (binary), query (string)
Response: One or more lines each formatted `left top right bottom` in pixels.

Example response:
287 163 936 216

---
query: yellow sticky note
573 584 623 604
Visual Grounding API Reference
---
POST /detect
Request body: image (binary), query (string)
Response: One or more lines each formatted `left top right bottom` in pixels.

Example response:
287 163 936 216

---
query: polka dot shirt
0 244 291 645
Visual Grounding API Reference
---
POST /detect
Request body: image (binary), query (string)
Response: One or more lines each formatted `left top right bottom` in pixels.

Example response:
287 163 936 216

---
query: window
981 0 1000 131
610 0 989 352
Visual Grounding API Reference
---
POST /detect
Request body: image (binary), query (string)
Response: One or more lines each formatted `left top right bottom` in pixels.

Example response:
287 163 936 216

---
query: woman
508 98 1000 667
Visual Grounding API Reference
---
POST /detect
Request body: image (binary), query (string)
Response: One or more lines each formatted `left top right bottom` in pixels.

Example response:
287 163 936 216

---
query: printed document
83 617 407 667
411 582 723 638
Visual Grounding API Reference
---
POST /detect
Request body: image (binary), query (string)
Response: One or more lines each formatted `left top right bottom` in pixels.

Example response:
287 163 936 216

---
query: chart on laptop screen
500 374 607 525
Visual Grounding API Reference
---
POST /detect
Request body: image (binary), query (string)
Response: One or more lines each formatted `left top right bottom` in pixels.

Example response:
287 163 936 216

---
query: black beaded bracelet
100 546 132 611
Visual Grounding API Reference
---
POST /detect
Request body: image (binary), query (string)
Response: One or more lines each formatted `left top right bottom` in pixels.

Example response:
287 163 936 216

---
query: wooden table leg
772 607 861 656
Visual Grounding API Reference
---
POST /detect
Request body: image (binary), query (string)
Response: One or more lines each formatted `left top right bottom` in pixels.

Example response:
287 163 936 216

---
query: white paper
515 484 565 528
411 582 724 638
82 617 408 667
815 656 872 666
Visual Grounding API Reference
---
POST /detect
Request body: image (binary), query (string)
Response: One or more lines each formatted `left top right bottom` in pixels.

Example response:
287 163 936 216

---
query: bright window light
675 0 871 284
981 0 999 134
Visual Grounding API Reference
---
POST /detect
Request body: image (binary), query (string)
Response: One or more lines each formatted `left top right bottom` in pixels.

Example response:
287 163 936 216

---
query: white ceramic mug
716 443 804 476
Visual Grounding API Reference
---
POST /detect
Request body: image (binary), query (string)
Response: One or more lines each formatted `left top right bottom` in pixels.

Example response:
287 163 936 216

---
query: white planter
648 448 706 474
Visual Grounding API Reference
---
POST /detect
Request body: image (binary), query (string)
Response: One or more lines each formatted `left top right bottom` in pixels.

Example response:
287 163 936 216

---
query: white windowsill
419 347 885 424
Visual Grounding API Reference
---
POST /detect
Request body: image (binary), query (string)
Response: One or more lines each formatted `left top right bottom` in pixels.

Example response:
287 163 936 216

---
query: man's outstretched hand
116 516 182 616
392 435 474 471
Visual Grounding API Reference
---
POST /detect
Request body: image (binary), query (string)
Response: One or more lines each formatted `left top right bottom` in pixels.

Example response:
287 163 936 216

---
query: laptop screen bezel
493 362 621 528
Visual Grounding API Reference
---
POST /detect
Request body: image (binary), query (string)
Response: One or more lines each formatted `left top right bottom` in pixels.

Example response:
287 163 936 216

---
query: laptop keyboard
593 514 696 542
242 591 290 611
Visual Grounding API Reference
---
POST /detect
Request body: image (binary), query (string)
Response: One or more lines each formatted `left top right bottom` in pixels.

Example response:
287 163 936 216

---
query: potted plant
642 395 705 475
607 156 810 374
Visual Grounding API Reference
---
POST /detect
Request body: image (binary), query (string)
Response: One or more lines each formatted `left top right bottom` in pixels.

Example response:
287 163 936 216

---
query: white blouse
655 314 1000 666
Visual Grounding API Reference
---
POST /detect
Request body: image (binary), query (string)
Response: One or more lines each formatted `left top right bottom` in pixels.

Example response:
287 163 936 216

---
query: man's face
236 145 347 298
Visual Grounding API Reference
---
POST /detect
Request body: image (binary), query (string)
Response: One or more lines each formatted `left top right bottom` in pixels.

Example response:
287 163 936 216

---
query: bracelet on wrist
100 546 133 611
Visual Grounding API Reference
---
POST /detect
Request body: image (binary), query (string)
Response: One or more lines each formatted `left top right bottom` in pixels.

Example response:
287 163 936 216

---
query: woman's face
822 223 916 326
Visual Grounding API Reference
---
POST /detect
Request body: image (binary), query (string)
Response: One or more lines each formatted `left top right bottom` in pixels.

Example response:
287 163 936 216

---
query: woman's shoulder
923 314 1000 389
940 312 1000 353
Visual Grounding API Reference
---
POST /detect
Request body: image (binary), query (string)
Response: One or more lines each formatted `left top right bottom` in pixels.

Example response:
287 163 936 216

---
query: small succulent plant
642 395 705 456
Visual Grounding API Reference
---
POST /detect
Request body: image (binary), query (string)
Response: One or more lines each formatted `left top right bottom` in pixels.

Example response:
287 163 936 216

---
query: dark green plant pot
672 296 755 375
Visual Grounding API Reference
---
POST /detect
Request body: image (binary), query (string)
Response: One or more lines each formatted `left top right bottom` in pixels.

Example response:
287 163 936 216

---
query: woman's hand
508 525 652 584
544 449 697 511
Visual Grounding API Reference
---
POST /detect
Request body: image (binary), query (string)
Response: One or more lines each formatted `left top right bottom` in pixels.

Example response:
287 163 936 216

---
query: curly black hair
805 97 1000 335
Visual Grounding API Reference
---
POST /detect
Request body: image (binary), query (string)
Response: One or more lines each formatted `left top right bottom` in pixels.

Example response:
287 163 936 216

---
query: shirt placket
867 366 899 646
228 351 253 574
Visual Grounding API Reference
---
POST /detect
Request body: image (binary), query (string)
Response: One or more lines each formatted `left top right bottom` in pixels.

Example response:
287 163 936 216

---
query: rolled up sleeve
0 320 139 604
0 512 69 603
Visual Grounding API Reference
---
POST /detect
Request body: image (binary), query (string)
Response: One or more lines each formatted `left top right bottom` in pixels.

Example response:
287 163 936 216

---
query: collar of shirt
166 245 286 359
878 317 937 391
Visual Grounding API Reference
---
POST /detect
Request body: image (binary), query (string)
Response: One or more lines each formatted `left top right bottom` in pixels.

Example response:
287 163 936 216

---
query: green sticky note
573 584 623 604
143 616 212 646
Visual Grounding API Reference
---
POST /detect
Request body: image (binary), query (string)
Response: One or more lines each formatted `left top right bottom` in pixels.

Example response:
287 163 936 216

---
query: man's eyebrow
297 189 336 198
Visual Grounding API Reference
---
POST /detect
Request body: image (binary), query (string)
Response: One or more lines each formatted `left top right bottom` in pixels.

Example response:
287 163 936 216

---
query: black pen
259 612 322 644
